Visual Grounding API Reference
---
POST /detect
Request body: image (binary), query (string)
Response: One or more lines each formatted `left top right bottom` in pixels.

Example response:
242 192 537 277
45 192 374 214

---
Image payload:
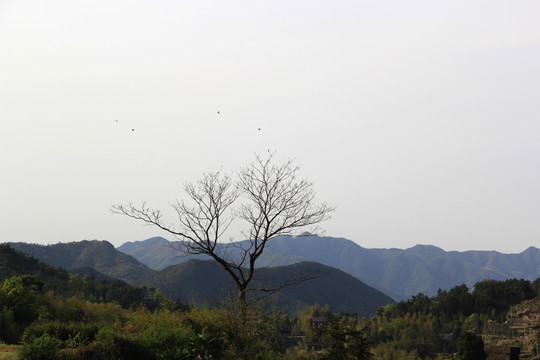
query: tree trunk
238 287 248 321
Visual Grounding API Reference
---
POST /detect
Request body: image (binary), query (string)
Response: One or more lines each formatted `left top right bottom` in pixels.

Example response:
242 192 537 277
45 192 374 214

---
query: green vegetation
7 241 154 285
0 272 295 359
6 241 394 317
0 344 19 360
456 332 486 360
2 243 540 359
2 271 539 359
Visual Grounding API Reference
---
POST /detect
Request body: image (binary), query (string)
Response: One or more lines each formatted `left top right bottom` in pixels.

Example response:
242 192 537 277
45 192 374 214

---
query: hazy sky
1 1 539 253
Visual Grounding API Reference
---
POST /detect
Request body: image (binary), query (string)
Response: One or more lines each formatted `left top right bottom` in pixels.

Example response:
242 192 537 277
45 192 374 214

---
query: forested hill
0 244 151 312
119 236 540 300
0 244 69 285
139 259 395 317
2 242 395 316
8 240 154 285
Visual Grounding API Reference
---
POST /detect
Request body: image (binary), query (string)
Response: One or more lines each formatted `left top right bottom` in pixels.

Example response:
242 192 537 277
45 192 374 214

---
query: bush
136 325 193 359
93 328 120 359
255 347 286 360
18 332 61 360
457 331 486 360
88 327 151 360
183 331 227 360
0 309 21 344
22 321 98 347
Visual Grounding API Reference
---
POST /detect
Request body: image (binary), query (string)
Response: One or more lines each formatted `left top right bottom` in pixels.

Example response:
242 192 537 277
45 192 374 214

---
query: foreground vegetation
1 272 540 359
1 243 540 359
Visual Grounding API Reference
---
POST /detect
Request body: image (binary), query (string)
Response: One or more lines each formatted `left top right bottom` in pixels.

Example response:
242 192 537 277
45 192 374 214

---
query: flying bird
217 111 220 114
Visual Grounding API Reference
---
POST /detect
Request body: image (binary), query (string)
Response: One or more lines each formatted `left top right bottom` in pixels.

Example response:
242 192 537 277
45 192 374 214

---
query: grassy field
0 344 18 360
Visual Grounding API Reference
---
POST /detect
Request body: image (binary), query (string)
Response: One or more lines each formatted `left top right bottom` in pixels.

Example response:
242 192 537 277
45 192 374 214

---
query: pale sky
1 1 539 253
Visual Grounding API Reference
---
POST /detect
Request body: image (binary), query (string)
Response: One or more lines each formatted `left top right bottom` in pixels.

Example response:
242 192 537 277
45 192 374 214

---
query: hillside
0 243 152 313
481 298 540 359
138 259 395 317
8 240 154 285
120 236 540 300
0 244 70 286
3 240 395 316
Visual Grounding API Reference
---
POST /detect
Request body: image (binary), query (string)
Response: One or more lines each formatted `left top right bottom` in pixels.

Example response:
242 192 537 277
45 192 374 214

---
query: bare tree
112 154 334 308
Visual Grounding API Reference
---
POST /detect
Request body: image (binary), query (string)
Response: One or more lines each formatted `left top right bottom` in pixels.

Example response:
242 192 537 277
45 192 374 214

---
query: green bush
136 325 193 359
0 309 21 344
183 331 227 360
254 347 286 360
18 332 61 360
457 331 486 360
22 321 98 347
1 276 39 324
93 328 119 359
89 327 151 360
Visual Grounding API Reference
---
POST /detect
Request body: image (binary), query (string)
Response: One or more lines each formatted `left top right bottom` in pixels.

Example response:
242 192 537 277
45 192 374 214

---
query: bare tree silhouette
112 153 334 309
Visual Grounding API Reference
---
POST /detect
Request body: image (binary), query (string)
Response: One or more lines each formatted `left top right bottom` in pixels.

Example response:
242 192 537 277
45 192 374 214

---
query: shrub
183 331 227 360
136 325 193 359
18 332 61 360
93 328 119 359
457 331 486 360
22 321 98 347
89 327 151 360
0 309 21 344
255 347 286 360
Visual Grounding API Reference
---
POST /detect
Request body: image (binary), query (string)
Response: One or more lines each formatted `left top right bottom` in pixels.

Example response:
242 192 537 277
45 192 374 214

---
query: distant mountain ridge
117 237 206 270
119 236 540 300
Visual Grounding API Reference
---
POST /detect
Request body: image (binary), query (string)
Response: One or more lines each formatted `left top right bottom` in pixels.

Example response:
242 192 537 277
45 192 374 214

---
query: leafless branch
112 153 334 308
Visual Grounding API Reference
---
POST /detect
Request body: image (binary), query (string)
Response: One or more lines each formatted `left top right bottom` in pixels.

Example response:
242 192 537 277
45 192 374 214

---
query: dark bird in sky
217 111 220 114
258 128 261 131
132 129 135 131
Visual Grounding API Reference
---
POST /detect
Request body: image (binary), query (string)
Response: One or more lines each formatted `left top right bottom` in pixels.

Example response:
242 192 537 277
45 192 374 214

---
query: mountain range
6 240 395 316
7 235 540 309
118 235 540 300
